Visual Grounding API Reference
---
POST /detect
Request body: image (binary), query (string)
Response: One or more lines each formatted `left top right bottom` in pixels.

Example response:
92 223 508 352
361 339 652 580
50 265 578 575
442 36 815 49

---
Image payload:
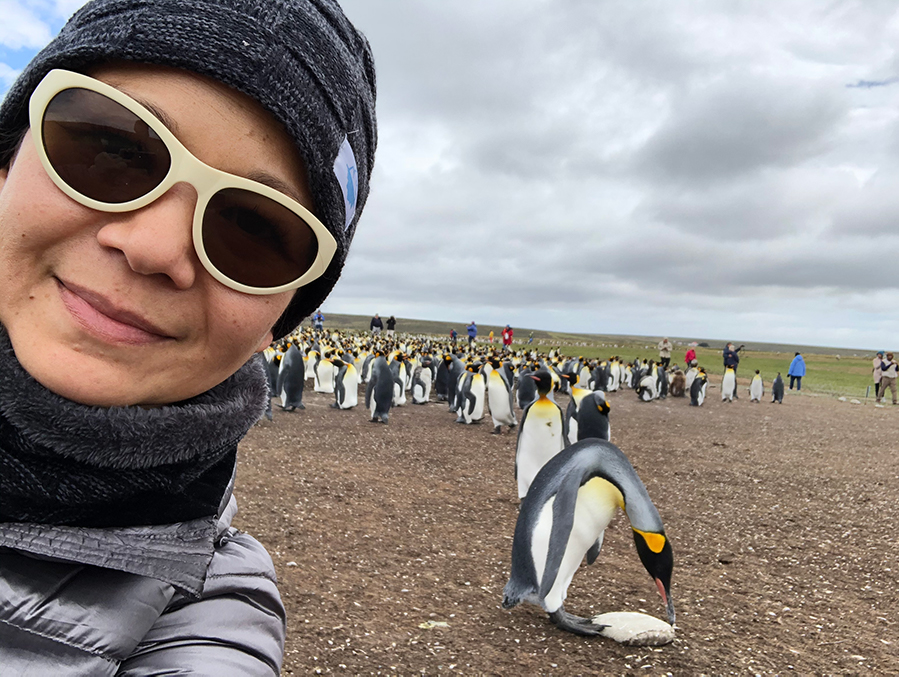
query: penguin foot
549 608 606 636
297 403 305 409
282 406 296 412
329 403 340 409
491 426 501 435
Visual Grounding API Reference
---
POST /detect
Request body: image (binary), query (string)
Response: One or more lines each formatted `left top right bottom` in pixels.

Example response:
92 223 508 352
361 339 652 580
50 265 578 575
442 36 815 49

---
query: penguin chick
503 439 675 636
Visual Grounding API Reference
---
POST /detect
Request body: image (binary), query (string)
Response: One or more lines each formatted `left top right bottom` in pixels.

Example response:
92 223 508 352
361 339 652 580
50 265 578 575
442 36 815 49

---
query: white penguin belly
542 478 622 613
749 378 763 401
517 400 565 498
722 372 735 401
340 366 359 409
487 374 514 426
467 375 486 422
315 362 335 393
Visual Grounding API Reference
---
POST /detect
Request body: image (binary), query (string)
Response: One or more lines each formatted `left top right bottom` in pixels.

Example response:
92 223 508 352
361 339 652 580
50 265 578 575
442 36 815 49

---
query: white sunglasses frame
28 68 337 295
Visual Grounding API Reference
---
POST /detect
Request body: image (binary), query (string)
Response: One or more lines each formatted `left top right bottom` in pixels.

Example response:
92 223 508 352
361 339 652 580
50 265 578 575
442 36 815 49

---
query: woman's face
0 63 312 406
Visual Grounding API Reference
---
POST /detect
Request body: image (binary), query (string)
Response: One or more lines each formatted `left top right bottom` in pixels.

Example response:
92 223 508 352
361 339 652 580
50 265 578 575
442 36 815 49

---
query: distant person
658 337 673 370
684 347 697 368
723 342 743 372
386 315 397 338
370 313 383 335
450 328 458 346
528 332 534 345
876 352 898 405
788 352 806 390
312 309 325 334
467 321 478 347
502 325 514 352
873 351 884 398
488 330 495 344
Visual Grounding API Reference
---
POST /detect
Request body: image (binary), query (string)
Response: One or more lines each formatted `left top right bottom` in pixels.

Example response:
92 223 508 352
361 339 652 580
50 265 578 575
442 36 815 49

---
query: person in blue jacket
788 352 807 390
467 321 478 347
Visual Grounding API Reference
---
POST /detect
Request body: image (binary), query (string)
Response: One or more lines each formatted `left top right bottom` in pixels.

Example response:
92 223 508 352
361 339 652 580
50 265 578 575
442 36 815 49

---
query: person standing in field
370 313 383 335
685 347 697 367
467 321 477 347
876 352 897 404
502 325 513 352
528 332 534 345
488 330 494 344
788 352 806 390
873 351 884 398
450 328 458 346
658 337 673 370
312 309 325 334
386 315 396 337
723 342 743 373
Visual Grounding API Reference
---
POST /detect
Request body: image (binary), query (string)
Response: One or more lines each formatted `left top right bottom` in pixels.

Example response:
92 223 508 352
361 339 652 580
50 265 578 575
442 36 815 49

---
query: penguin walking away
330 357 359 409
771 372 785 404
435 355 451 401
749 370 763 403
575 391 611 442
277 343 306 411
690 368 708 407
502 439 675 636
487 358 517 433
721 367 736 402
562 373 592 445
516 370 568 499
365 356 394 423
389 356 407 406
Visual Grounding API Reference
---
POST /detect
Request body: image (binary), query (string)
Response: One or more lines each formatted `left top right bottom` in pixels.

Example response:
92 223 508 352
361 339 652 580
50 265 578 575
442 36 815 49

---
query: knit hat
0 0 377 340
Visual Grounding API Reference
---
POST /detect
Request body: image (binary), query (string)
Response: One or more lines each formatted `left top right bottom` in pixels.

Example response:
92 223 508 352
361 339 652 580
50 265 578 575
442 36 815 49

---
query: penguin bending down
487 358 517 433
502 439 675 636
575 391 611 442
516 370 568 499
365 356 393 423
771 372 785 404
749 370 763 403
721 367 736 402
277 344 306 411
516 365 538 409
689 368 708 406
330 357 359 410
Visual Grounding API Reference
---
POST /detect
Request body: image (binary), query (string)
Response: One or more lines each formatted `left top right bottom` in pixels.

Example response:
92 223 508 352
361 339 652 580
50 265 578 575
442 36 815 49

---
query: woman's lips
57 279 174 345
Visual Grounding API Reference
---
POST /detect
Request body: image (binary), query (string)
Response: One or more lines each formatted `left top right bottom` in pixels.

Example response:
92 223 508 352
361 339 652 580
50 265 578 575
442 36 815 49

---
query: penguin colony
263 329 781 639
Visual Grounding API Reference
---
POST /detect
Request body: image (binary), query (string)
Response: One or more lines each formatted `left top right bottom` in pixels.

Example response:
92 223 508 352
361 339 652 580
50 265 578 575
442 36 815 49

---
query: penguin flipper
586 532 605 565
549 606 605 636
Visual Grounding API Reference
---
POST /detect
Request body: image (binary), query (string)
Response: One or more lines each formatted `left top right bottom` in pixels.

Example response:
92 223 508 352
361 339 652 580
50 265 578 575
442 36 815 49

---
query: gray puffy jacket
0 495 285 675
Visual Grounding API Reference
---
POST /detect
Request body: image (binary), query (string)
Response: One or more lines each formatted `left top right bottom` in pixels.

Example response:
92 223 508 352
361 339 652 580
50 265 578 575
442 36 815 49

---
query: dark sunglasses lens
203 188 319 289
42 88 171 203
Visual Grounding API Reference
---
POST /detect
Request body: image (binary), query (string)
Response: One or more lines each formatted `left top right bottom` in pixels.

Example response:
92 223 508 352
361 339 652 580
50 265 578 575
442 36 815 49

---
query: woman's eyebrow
246 170 306 206
128 93 181 135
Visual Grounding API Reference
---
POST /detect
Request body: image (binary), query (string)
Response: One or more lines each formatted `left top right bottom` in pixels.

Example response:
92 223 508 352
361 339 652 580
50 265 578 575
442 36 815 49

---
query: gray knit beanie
0 0 376 340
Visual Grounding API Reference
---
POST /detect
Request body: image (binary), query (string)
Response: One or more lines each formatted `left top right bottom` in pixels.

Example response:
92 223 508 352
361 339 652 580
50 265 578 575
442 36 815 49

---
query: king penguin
486 356 517 434
456 363 486 424
502 439 675 636
365 356 393 423
330 357 359 410
690 368 708 406
516 363 538 409
575 391 611 442
562 373 592 445
277 343 306 411
771 372 785 404
411 356 433 404
749 370 763 403
516 370 568 499
721 367 736 402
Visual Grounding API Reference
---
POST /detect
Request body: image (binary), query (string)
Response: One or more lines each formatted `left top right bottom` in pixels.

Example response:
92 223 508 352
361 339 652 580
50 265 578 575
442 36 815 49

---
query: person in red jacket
502 325 513 352
684 348 697 367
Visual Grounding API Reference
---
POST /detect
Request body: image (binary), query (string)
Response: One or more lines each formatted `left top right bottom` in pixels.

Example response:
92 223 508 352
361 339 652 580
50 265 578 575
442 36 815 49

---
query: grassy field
313 313 879 398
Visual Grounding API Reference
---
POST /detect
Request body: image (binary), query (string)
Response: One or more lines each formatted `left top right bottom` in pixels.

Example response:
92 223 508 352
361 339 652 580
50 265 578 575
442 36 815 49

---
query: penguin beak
655 578 676 625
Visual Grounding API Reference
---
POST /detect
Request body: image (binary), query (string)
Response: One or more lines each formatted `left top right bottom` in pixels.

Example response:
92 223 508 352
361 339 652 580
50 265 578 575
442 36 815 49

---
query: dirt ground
235 376 898 675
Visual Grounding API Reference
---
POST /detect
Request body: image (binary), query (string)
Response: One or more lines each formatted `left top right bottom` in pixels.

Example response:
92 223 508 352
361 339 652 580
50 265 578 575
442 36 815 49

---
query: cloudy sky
3 1 898 350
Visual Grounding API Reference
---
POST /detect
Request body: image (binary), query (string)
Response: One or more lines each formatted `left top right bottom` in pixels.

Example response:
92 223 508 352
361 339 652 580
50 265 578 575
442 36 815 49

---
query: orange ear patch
634 529 666 553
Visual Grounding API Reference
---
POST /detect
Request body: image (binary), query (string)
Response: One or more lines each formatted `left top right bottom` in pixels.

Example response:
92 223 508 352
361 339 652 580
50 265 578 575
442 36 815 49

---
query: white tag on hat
333 136 358 231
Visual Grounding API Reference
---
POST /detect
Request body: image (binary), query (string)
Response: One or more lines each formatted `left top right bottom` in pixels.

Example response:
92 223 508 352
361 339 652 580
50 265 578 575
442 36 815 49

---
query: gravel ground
234 377 898 675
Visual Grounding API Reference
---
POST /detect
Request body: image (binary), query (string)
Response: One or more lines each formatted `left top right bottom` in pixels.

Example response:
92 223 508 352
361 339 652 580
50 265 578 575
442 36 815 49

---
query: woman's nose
95 183 198 290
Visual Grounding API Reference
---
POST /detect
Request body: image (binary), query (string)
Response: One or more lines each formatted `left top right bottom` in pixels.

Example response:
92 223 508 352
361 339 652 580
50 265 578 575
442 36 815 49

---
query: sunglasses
29 69 336 295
